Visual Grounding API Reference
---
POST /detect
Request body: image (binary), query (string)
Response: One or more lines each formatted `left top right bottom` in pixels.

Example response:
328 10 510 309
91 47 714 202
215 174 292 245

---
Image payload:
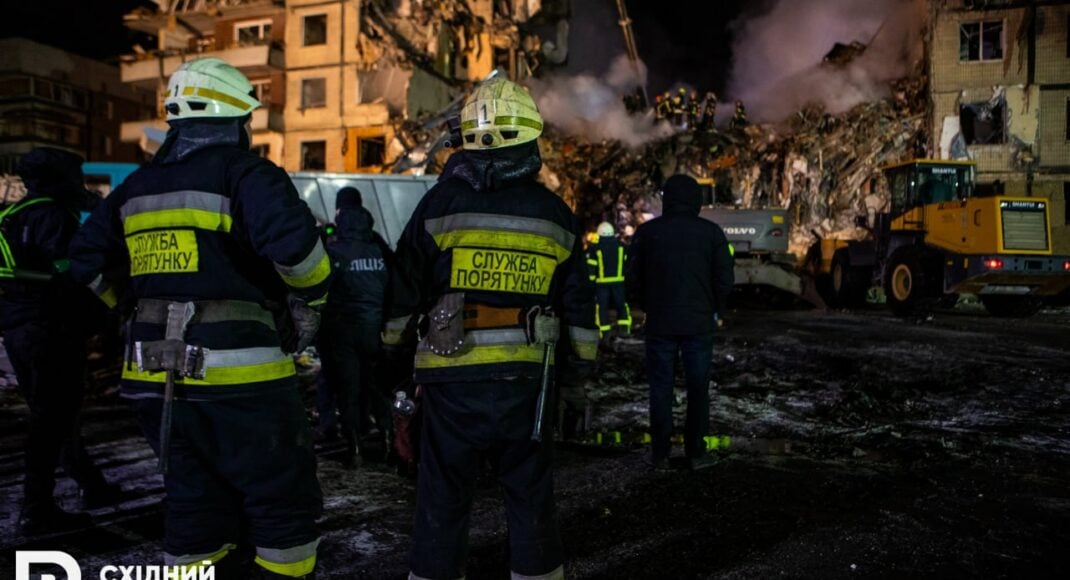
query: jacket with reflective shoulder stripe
69 140 330 400
586 236 627 284
386 164 598 383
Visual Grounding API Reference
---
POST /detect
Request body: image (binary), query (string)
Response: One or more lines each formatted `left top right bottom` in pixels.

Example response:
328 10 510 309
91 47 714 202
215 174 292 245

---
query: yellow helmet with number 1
460 77 543 150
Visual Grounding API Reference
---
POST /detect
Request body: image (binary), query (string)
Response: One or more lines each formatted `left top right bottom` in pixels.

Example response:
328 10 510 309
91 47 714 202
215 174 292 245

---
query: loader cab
884 160 975 218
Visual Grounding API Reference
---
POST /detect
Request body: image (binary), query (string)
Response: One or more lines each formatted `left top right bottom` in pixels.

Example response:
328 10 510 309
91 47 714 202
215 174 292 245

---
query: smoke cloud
530 55 674 148
726 0 926 122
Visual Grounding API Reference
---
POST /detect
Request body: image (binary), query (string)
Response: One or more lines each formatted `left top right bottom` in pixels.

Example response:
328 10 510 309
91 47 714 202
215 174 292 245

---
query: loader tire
980 295 1042 318
884 248 941 317
831 250 871 308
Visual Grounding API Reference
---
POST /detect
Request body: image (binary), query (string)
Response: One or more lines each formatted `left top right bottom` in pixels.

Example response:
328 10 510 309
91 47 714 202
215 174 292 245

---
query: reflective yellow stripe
183 85 253 111
123 208 232 235
277 241 331 289
729 243 735 257
569 326 599 361
595 248 624 283
433 229 572 263
415 343 549 369
122 358 295 386
98 286 119 308
254 554 316 578
494 115 543 131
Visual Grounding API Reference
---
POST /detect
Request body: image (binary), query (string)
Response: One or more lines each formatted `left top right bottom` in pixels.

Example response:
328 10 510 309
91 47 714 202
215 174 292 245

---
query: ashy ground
2 304 1068 579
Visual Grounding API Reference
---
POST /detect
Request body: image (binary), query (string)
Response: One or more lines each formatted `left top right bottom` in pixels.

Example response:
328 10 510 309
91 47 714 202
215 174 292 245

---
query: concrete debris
530 74 930 259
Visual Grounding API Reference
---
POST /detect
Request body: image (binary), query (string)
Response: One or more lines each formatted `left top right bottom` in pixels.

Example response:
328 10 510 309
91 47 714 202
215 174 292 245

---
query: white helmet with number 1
460 77 543 150
164 57 260 121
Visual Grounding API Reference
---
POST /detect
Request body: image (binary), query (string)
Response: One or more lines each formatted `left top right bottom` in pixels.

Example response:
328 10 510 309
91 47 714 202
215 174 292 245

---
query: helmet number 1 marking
480 104 489 125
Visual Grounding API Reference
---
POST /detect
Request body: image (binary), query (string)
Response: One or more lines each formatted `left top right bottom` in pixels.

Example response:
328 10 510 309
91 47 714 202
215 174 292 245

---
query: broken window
960 21 1003 62
959 99 1006 145
357 136 386 168
303 14 327 46
301 78 326 109
301 141 326 171
235 19 272 44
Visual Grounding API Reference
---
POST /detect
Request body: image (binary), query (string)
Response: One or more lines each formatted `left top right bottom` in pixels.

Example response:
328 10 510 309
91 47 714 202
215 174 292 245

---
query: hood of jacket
336 206 375 241
16 147 94 213
661 174 702 216
438 141 542 192
154 116 251 164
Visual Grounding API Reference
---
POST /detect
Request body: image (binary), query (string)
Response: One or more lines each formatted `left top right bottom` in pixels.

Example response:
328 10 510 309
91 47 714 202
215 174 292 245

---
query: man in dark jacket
69 58 327 578
0 147 121 535
627 174 734 471
320 186 392 467
384 77 598 580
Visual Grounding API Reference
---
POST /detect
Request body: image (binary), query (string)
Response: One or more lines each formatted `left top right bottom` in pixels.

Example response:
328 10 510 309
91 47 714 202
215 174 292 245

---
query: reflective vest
0 197 67 282
586 237 626 284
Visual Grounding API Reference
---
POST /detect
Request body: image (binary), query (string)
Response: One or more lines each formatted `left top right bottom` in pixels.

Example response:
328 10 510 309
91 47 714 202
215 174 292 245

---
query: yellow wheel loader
810 160 1070 317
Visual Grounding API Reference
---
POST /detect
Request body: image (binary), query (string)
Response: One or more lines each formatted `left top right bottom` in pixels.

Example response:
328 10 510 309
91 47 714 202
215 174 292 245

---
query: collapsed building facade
930 0 1070 254
118 0 568 172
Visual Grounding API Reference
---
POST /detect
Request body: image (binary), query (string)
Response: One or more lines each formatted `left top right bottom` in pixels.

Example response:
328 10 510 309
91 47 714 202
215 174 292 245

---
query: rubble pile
532 75 929 258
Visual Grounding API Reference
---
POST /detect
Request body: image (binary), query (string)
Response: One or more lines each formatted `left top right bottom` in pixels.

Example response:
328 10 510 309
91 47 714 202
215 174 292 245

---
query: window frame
300 77 327 110
959 19 1005 63
300 140 327 171
233 18 273 44
302 13 328 47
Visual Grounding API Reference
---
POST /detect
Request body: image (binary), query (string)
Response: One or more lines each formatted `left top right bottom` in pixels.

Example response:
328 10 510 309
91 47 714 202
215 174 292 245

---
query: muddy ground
2 304 1068 579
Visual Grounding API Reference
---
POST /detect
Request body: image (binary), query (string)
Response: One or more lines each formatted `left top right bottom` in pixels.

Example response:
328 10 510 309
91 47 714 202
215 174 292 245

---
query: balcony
121 43 283 88
120 107 282 152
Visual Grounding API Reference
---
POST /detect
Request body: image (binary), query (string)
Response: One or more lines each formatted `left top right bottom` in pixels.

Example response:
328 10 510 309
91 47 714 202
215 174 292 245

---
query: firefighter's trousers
595 283 631 335
134 386 322 577
410 379 563 579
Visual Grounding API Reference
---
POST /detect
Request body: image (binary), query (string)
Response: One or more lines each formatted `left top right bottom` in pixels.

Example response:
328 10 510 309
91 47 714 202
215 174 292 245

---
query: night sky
0 0 757 93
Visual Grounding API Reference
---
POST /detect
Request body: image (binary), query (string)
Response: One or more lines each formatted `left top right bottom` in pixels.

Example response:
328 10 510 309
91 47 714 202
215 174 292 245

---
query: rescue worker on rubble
687 90 700 131
656 91 673 121
0 148 123 536
672 88 687 127
383 76 598 580
730 99 749 130
319 186 393 468
701 91 718 132
627 175 734 471
69 57 328 579
586 221 632 337
653 94 665 120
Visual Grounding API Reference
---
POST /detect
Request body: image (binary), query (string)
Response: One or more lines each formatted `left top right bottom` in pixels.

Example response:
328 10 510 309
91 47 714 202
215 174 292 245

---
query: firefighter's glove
285 294 321 354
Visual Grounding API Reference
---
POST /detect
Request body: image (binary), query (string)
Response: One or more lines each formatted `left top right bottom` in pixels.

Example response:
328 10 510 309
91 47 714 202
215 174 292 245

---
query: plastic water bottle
393 391 416 415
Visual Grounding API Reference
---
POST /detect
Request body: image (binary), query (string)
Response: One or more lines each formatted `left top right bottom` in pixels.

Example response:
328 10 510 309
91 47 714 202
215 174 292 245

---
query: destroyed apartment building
537 0 1070 259
117 0 568 173
930 0 1070 254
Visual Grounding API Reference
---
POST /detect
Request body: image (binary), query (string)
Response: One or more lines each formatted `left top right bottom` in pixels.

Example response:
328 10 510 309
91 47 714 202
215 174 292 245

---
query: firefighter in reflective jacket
69 58 328 579
586 222 632 336
383 77 598 580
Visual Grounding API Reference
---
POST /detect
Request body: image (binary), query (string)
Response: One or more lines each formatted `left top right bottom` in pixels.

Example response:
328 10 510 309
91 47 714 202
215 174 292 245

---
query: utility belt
129 299 290 383
419 293 559 357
